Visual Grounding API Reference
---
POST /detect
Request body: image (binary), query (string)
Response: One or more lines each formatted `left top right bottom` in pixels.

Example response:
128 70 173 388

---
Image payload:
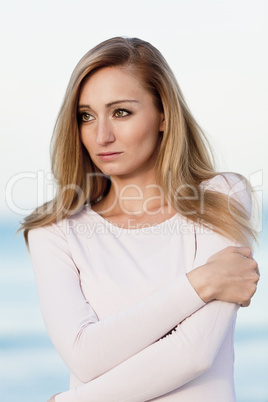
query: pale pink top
28 174 251 401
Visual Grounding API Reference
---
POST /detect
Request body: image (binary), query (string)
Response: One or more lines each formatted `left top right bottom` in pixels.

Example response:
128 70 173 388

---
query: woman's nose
95 119 115 145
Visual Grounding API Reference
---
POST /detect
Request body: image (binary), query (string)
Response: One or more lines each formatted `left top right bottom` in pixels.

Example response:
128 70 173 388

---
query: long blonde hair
20 37 256 246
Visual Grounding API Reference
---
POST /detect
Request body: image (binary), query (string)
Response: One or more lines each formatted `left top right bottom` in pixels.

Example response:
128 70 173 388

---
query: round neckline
87 207 181 232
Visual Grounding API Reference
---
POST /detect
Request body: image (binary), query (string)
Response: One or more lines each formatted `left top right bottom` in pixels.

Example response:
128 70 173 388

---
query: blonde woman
21 37 259 401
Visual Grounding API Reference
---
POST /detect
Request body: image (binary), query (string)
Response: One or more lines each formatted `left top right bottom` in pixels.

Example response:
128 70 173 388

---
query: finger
241 300 251 308
256 265 260 277
235 246 253 259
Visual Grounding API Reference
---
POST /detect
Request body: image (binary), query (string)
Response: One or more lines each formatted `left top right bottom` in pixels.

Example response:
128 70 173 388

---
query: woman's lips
97 152 123 161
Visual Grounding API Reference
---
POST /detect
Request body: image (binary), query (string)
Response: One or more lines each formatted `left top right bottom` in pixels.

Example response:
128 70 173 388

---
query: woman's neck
93 169 169 218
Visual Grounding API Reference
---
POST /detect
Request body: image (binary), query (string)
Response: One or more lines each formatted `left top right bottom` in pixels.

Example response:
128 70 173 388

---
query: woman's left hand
47 394 60 402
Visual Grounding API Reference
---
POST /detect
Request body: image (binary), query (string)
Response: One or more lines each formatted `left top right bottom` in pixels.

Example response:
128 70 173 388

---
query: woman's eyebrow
78 100 139 110
106 99 139 108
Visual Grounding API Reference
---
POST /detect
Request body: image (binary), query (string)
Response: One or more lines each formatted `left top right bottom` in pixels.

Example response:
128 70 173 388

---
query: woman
21 37 259 401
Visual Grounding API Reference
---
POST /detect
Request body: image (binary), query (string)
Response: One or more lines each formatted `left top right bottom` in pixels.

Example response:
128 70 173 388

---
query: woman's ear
159 113 165 132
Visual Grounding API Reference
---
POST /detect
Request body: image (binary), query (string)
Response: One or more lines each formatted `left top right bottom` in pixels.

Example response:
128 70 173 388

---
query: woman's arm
53 248 258 401
29 229 257 387
29 225 205 384
53 293 239 401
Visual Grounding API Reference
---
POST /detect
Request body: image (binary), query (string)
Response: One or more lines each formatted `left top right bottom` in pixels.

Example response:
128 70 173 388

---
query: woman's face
78 66 164 179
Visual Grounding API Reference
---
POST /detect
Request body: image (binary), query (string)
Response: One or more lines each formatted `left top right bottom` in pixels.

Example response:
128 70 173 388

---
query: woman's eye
114 109 130 118
80 113 93 122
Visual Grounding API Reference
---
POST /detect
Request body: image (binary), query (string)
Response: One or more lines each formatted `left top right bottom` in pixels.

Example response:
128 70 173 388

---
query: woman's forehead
79 66 149 103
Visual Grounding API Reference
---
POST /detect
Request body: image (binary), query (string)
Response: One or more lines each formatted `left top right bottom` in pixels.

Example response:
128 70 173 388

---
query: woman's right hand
187 246 260 307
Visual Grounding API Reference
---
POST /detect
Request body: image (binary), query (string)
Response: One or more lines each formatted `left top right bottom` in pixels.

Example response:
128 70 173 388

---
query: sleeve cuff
171 274 206 321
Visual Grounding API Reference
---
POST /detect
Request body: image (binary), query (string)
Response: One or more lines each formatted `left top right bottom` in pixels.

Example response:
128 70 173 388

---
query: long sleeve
28 226 205 384
55 298 238 402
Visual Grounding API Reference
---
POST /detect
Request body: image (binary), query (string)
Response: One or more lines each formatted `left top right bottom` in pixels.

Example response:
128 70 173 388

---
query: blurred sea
0 215 267 402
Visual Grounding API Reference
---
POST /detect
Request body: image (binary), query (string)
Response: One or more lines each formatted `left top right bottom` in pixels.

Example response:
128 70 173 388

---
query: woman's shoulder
200 172 246 191
28 205 90 243
200 172 252 214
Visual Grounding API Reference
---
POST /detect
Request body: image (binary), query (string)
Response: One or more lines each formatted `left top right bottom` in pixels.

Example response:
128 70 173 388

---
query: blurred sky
1 0 268 222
